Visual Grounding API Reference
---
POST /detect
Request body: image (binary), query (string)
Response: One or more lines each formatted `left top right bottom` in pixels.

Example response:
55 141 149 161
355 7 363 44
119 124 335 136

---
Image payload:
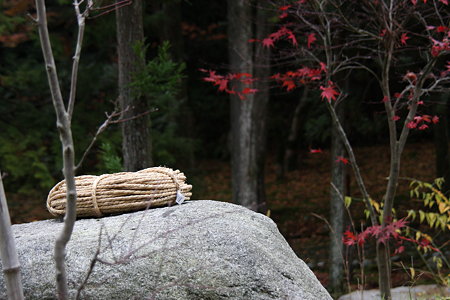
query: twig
75 226 103 300
74 110 122 172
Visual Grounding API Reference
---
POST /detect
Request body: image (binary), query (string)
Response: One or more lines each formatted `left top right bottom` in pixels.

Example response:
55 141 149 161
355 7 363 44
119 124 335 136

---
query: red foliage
307 33 317 48
412 0 448 5
320 81 340 102
309 148 323 154
400 33 410 45
335 156 349 165
406 114 439 130
262 26 298 48
199 69 258 100
343 218 439 254
272 65 325 91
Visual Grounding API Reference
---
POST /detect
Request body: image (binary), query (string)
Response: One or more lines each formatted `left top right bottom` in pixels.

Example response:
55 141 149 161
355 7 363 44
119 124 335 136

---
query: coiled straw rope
47 167 192 218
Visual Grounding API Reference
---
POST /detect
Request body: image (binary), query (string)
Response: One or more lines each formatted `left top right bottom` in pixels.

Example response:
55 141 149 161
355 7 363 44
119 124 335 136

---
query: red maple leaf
343 230 357 246
242 87 258 94
282 79 296 91
400 33 410 45
307 33 317 48
217 79 228 91
394 245 405 255
336 156 349 164
286 30 298 46
279 5 291 11
309 148 323 154
320 82 340 102
439 0 448 4
262 38 274 48
391 218 408 230
436 26 449 33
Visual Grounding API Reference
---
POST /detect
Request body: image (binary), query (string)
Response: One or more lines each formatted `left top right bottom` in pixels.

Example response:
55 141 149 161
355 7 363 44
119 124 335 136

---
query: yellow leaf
419 210 425 223
344 196 352 208
415 231 422 241
438 201 449 214
407 210 416 220
370 198 380 213
428 213 437 228
410 267 415 279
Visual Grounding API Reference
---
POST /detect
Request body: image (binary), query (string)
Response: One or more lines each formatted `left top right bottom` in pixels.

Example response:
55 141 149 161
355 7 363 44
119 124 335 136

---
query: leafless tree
0 174 24 300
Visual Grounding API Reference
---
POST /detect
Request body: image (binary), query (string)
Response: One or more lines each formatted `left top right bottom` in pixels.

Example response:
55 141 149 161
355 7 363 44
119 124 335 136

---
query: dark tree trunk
116 0 152 171
329 101 346 294
161 0 195 169
283 88 309 175
433 94 450 194
228 0 270 212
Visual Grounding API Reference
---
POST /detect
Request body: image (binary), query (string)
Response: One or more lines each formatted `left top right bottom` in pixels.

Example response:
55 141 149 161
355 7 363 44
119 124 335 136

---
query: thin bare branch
74 110 122 172
0 172 24 300
68 0 90 120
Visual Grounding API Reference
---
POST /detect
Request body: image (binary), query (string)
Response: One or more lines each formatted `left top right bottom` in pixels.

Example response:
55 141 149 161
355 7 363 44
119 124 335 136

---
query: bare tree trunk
283 88 309 175
35 0 90 298
0 174 24 300
228 0 269 212
253 0 271 212
116 0 152 171
329 101 346 294
161 0 195 169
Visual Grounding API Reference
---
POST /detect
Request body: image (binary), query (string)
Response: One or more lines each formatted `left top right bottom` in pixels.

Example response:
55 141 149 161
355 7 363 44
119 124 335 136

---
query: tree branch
0 173 24 300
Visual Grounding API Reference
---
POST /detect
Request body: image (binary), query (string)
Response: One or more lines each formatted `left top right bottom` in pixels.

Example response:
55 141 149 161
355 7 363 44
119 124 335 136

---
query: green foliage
406 178 450 286
98 142 122 173
131 40 185 100
0 124 57 194
131 41 195 166
408 178 450 232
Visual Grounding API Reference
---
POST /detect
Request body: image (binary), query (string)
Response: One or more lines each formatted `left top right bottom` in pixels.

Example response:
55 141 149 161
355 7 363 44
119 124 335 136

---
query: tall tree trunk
329 101 346 295
228 0 269 212
283 88 309 175
116 0 152 171
161 0 195 169
433 94 450 194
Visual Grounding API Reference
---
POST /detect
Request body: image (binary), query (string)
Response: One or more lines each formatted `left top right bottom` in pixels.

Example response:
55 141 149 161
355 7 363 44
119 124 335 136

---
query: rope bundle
47 167 192 218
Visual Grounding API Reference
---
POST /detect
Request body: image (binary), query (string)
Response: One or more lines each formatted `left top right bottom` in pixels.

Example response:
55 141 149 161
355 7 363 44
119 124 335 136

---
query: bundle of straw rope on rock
47 167 192 218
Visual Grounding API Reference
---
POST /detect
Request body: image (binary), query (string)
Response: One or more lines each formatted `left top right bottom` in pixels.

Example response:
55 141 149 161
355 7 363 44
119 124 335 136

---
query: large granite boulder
0 200 332 299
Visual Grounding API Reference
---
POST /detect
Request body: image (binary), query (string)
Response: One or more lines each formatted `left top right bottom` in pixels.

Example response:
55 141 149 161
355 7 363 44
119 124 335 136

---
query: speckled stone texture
0 200 332 300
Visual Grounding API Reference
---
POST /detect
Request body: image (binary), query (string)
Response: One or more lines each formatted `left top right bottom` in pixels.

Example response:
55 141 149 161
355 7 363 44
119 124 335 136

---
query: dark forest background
1 0 449 297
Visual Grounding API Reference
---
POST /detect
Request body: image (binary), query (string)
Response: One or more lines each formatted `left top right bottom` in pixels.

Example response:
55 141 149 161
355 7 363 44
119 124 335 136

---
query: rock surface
0 200 332 299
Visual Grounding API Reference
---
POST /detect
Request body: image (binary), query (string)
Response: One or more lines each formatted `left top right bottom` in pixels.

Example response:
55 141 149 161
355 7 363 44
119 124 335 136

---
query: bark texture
228 0 269 212
329 102 346 294
0 175 24 300
36 0 80 298
116 0 152 171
